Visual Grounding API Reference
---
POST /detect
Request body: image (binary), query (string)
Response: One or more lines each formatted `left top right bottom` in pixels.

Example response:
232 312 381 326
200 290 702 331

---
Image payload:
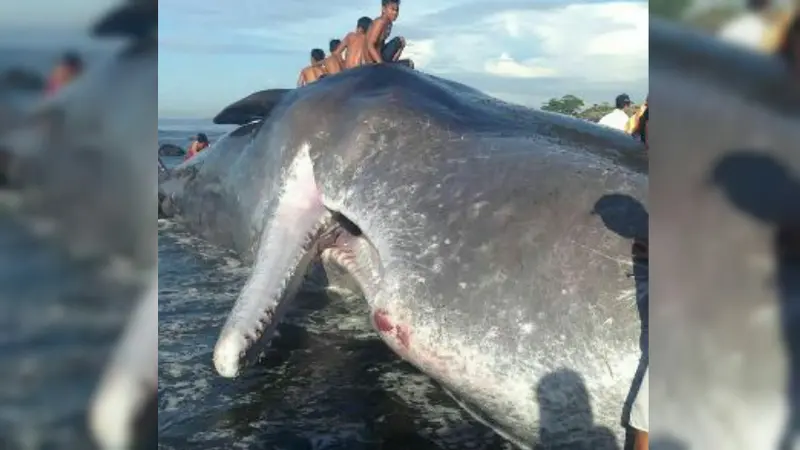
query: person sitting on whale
297 48 327 87
332 16 373 69
365 0 414 68
322 40 344 76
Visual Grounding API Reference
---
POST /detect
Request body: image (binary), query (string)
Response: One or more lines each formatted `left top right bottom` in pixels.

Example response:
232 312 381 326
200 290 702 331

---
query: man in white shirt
718 0 771 50
597 93 632 132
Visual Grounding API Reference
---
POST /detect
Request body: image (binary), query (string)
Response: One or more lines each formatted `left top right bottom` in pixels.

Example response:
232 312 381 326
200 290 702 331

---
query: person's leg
629 366 649 449
380 36 405 62
634 429 649 450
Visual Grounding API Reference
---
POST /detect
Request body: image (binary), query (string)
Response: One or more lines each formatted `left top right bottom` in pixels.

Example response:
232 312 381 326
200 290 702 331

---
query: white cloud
160 0 649 113
402 39 436 68
483 53 557 78
407 1 648 84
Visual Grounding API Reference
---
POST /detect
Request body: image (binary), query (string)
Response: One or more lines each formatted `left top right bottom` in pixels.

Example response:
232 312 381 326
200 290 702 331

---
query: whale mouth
212 214 382 378
212 147 382 378
212 213 332 378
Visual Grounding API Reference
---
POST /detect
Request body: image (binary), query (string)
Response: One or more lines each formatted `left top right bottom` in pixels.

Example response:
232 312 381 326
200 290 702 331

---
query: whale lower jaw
212 144 328 378
212 224 325 378
211 145 384 379
213 221 384 379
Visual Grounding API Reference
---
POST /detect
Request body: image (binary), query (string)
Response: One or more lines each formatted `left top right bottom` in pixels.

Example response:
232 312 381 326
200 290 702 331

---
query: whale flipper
92 0 157 38
213 89 291 125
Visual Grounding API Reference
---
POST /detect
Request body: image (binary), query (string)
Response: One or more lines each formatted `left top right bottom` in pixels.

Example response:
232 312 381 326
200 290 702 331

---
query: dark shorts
379 37 414 68
380 36 405 62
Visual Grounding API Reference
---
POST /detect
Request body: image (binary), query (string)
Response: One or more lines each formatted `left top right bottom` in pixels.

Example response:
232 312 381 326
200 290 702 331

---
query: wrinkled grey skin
650 19 800 450
159 64 648 448
0 1 156 449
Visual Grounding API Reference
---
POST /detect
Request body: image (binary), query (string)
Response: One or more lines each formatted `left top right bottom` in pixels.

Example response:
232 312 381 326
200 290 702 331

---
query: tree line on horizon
539 94 642 122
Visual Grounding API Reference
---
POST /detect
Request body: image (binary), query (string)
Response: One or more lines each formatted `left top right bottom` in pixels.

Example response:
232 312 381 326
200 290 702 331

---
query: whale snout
89 367 157 449
213 329 251 378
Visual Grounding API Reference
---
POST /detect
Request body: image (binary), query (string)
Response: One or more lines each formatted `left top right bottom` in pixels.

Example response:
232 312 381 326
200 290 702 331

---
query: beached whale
0 0 157 448
158 63 648 448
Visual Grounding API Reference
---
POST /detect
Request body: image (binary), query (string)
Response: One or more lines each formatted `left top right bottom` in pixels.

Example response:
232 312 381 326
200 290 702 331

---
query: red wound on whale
373 309 394 333
372 309 411 350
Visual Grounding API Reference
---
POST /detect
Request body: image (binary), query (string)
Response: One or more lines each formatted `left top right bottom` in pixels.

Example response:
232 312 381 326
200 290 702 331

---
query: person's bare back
323 39 344 75
343 31 368 69
296 48 327 87
333 17 373 69
297 64 325 87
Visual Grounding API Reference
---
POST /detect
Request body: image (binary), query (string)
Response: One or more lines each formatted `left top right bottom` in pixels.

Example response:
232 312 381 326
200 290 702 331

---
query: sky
159 0 649 118
0 1 128 71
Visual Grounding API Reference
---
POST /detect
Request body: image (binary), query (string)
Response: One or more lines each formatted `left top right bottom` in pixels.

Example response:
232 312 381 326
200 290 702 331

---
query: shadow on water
534 369 620 450
591 193 649 450
708 151 800 450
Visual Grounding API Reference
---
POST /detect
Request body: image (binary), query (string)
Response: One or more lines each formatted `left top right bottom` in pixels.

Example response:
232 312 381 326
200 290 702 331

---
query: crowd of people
296 0 413 87
597 93 649 149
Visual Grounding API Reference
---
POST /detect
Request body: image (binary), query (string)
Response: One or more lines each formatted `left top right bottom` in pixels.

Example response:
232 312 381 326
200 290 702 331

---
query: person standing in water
333 16 373 69
184 133 209 161
45 51 84 95
297 48 327 87
365 0 414 68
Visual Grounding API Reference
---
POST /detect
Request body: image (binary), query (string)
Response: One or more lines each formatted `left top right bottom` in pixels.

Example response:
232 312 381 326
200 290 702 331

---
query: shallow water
0 205 136 449
157 125 513 450
0 44 136 449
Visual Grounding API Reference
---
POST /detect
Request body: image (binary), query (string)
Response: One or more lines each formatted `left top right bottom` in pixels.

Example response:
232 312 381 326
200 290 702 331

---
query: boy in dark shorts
365 0 414 68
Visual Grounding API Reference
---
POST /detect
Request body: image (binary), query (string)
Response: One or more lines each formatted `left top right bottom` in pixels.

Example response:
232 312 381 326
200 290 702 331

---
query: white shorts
629 366 649 432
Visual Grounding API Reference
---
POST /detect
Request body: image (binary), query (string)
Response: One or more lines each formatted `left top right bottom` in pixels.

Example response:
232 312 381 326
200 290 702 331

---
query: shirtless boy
365 0 413 67
332 16 373 69
296 48 327 87
322 39 345 76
